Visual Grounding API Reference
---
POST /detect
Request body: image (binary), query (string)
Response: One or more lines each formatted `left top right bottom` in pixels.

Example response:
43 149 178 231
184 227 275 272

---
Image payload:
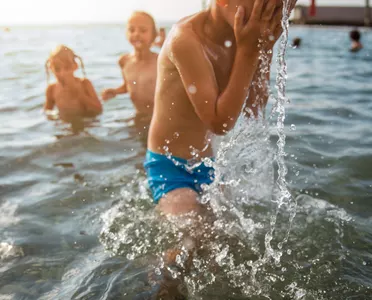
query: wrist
236 47 259 60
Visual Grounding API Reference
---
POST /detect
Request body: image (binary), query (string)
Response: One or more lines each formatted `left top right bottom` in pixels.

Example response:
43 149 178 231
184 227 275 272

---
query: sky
0 0 368 25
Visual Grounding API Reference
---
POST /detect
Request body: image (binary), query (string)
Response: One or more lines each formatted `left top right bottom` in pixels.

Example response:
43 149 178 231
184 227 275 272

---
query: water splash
100 1 301 298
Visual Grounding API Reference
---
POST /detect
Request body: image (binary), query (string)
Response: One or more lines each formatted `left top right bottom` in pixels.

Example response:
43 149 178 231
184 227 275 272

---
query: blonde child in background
101 11 161 121
44 45 102 124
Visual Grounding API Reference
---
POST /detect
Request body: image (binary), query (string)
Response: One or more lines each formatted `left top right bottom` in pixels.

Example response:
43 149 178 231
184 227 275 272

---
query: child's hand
234 0 284 54
101 89 116 101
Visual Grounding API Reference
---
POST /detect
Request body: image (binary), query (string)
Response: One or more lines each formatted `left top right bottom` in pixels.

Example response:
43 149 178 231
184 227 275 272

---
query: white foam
0 242 24 261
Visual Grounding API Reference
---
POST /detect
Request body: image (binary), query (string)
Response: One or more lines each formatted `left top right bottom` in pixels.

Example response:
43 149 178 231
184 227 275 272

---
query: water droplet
133 81 136 85
126 253 135 260
165 139 170 144
173 132 179 138
269 35 275 41
223 123 228 128
363 261 367 266
290 124 296 131
224 40 232 48
188 84 197 94
155 268 161 275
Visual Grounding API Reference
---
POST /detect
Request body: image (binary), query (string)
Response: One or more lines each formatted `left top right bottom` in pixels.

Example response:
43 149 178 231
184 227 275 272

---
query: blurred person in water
101 12 166 124
292 37 301 48
349 29 363 52
153 27 166 48
44 45 102 131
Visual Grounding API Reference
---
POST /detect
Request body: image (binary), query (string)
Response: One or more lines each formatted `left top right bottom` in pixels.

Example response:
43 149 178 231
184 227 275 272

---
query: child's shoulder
118 53 131 67
166 14 207 60
77 77 94 89
169 12 206 49
46 83 57 94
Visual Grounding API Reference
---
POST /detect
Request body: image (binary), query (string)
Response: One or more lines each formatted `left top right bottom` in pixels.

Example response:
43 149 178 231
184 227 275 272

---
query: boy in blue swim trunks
145 0 294 216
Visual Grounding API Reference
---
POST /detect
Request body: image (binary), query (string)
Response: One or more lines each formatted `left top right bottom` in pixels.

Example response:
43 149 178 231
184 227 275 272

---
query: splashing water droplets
99 2 301 298
188 84 197 94
224 40 232 48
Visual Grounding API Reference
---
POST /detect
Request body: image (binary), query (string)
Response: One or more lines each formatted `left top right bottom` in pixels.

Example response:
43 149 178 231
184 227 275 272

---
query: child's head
292 37 302 48
126 11 157 51
350 29 361 42
215 0 255 28
45 45 85 84
159 27 166 37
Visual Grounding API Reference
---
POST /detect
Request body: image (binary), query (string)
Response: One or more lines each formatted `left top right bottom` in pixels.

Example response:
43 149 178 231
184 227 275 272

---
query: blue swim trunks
144 150 215 203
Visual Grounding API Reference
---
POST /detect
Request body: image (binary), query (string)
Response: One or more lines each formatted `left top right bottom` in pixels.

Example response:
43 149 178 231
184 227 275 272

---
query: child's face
218 0 255 28
50 58 77 85
126 14 156 50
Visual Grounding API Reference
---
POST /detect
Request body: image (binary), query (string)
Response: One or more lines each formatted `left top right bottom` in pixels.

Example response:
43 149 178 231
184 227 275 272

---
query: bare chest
123 60 157 89
53 84 85 109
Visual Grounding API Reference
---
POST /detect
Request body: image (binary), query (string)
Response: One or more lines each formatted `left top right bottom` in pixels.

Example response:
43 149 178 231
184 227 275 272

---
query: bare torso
148 12 236 159
52 78 88 121
121 52 158 115
47 77 102 122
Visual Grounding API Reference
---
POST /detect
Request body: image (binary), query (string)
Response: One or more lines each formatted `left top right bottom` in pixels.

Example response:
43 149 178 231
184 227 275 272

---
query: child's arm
101 55 128 101
171 0 282 135
81 79 103 116
44 84 55 111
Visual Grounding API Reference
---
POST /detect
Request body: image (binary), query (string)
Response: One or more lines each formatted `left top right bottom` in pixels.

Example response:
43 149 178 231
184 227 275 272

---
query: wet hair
292 37 302 48
45 45 86 83
128 11 158 41
350 29 361 42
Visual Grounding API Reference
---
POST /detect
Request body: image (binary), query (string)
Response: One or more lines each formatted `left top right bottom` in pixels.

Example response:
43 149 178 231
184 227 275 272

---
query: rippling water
0 24 371 299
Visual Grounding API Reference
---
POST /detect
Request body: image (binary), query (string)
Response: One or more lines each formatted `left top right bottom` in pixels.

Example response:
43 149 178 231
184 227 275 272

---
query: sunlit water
1 20 372 299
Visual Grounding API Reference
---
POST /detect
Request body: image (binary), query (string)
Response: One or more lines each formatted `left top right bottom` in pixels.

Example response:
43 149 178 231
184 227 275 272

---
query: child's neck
204 5 235 45
133 48 152 61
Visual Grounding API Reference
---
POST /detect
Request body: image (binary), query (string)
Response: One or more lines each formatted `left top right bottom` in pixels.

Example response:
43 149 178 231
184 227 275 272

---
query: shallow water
1 24 372 299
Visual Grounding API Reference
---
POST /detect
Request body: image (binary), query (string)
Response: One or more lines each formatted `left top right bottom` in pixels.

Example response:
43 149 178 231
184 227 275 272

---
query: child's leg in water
147 188 205 299
157 188 202 216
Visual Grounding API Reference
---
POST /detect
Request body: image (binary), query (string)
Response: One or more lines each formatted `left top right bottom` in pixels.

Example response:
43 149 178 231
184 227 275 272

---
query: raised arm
172 0 282 135
81 79 103 116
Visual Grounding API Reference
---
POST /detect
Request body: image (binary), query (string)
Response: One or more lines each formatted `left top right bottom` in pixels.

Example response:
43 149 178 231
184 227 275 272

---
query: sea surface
0 23 371 299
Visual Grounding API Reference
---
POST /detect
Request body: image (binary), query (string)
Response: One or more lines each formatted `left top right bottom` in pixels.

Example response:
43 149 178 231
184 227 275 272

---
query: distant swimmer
292 37 301 48
349 29 363 53
153 27 166 48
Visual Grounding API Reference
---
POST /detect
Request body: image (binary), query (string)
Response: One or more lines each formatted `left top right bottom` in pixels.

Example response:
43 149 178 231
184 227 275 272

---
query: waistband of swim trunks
146 149 214 166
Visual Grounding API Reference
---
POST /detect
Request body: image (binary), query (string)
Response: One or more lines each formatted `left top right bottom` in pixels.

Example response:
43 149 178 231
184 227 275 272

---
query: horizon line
0 19 178 27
